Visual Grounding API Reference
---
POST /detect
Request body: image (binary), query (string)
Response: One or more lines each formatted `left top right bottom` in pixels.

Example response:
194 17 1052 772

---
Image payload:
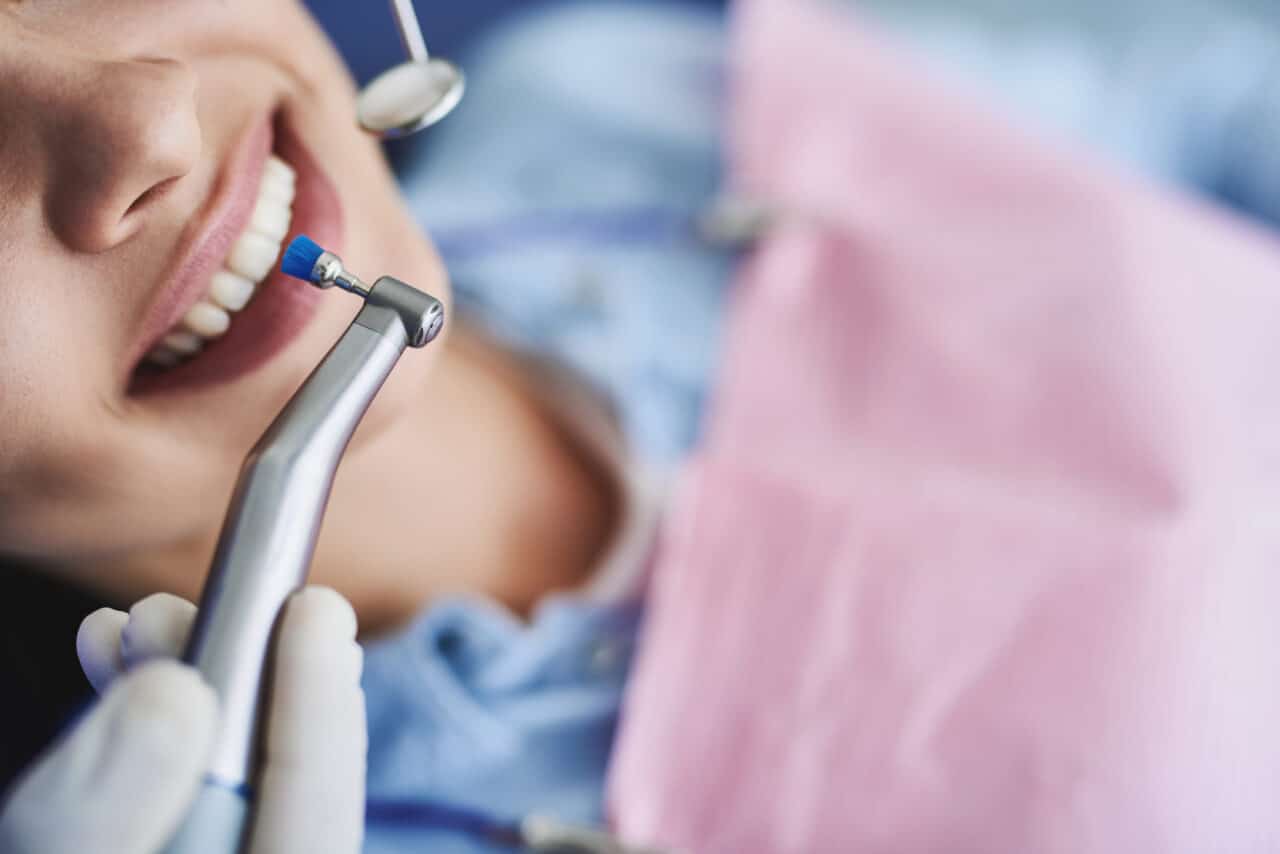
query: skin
0 0 618 634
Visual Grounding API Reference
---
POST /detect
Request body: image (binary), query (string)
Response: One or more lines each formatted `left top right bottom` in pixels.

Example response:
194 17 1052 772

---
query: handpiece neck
184 305 409 787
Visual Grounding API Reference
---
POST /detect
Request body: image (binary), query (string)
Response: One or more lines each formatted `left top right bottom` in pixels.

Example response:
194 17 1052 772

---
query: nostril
125 175 181 219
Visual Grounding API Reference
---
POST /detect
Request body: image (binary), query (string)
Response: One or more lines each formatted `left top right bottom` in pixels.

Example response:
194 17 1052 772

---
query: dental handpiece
161 236 444 854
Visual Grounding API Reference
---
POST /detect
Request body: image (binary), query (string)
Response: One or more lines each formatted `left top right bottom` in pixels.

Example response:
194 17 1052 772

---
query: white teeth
143 153 297 372
163 331 204 355
227 231 281 282
260 172 294 205
147 349 180 367
249 197 291 241
209 271 256 312
183 301 231 338
263 155 296 186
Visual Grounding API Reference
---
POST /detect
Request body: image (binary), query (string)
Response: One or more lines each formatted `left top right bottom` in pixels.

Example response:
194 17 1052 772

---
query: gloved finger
0 662 217 854
249 587 366 854
76 608 129 694
76 594 198 696
120 593 197 669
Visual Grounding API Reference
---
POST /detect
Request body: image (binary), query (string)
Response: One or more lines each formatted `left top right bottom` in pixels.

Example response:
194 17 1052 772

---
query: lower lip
129 115 344 397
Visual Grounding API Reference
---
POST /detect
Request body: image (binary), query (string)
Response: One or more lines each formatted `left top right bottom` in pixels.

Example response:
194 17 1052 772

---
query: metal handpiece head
366 276 445 348
281 235 445 348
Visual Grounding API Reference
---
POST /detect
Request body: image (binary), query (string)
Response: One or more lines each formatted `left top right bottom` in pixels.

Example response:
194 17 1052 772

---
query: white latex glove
0 587 366 854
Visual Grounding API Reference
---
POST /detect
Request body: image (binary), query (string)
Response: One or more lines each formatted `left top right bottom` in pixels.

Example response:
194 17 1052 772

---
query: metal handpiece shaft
187 319 406 786
160 305 411 854
161 234 443 854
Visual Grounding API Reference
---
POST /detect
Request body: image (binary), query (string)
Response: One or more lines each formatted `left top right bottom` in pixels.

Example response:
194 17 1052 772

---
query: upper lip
122 114 274 383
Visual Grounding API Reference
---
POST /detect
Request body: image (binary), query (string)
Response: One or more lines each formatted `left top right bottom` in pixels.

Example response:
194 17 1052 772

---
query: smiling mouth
142 154 297 368
129 111 343 396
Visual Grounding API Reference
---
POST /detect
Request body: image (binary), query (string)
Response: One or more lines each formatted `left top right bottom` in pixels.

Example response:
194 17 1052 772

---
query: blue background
304 0 726 85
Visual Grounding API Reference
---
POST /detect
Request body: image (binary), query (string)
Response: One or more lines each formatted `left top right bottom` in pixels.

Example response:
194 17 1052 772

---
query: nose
43 56 201 254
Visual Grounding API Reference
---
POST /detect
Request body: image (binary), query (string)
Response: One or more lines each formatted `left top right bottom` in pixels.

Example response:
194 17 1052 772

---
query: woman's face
0 1 449 579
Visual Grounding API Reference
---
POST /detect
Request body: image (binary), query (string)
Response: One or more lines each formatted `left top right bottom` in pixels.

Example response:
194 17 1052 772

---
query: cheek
0 303 109 495
0 415 129 560
0 341 231 564
0 414 234 564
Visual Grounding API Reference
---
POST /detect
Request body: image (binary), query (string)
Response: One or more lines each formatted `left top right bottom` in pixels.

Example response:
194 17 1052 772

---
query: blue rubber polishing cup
281 235 325 283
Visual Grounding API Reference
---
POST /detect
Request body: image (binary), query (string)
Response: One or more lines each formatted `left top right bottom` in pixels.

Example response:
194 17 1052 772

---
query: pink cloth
606 1 1280 851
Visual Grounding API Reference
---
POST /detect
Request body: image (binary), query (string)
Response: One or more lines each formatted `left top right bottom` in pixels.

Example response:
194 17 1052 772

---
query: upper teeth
145 155 296 367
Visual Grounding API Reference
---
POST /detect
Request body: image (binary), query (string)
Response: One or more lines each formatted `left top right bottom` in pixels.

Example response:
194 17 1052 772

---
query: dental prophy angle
160 236 443 854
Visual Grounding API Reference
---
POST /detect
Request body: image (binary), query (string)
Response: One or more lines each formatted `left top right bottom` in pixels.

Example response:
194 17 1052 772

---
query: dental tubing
160 237 443 854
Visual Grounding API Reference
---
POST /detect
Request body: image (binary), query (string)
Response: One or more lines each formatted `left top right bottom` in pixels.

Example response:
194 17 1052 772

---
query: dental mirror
357 0 465 139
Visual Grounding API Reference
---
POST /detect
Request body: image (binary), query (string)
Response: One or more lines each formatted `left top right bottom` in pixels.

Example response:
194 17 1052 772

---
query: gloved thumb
0 661 217 854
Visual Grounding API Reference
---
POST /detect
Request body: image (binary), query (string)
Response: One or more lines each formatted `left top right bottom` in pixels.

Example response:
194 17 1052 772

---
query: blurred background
292 0 1280 460
303 0 1279 85
304 0 1280 229
307 0 723 86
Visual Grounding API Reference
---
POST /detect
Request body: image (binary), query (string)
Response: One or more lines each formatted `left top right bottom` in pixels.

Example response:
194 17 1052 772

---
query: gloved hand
0 587 366 854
